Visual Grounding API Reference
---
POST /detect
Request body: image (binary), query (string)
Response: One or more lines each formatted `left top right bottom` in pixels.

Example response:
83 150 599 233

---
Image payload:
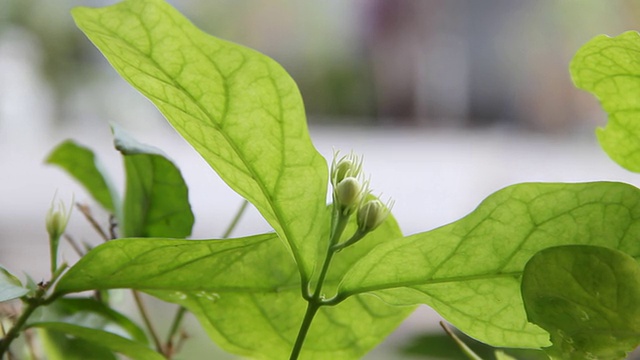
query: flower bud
46 198 71 241
331 151 363 188
357 199 392 233
336 177 363 215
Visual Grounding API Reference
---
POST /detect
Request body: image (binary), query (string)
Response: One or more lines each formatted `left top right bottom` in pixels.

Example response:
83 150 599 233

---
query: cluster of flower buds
330 151 392 235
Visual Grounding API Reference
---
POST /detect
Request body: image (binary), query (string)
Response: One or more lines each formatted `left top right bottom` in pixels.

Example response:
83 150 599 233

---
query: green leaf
112 124 194 238
570 31 640 173
46 140 118 213
28 322 164 360
339 182 640 349
72 0 328 281
522 245 640 360
0 266 28 302
28 297 148 344
55 216 413 359
38 328 117 360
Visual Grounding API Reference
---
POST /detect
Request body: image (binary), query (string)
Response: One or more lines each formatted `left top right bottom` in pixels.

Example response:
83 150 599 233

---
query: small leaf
28 322 164 360
0 266 28 302
112 124 194 238
72 0 328 281
570 31 640 172
522 245 640 360
46 140 118 213
340 182 640 349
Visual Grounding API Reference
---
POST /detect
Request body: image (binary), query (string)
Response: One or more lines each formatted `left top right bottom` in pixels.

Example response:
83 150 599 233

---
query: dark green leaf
72 0 328 281
522 245 640 360
46 140 117 213
340 182 640 349
28 322 164 360
28 297 148 344
570 31 640 172
112 125 194 238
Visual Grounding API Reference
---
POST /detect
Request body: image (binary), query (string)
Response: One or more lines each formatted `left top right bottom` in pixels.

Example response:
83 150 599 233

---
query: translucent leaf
340 182 640 349
55 216 413 359
0 266 28 302
46 140 118 213
522 245 640 360
28 322 163 360
72 0 328 281
570 31 640 173
112 124 194 238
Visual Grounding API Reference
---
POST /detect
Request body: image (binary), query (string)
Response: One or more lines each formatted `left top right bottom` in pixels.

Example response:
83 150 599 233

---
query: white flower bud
357 199 392 233
336 177 363 214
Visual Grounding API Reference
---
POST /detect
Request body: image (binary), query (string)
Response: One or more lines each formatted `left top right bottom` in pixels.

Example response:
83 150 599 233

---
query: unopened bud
331 151 363 187
46 198 71 241
357 199 392 233
336 177 363 214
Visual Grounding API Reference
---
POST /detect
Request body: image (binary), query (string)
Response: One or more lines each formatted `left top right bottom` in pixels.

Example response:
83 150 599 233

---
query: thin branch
63 234 85 257
75 203 109 242
131 291 163 354
221 200 249 239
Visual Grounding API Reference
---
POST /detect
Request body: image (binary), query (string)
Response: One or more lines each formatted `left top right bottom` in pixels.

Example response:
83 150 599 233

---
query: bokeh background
2 0 640 359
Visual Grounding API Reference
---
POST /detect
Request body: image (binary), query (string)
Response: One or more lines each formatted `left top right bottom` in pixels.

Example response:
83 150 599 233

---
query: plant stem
288 302 320 360
221 200 248 239
290 213 351 359
131 290 163 354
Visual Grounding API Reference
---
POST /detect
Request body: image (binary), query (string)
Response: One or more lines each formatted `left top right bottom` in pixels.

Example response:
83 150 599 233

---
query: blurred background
2 0 640 359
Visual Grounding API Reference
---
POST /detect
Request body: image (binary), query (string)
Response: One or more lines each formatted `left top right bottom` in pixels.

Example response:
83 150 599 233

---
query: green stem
131 290 163 354
289 302 320 360
221 200 249 239
290 213 351 359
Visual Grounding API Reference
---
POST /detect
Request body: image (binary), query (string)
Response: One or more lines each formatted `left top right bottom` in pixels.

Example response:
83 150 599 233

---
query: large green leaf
522 245 640 360
339 182 640 349
112 124 194 238
570 31 640 173
72 0 328 281
55 217 413 359
46 140 118 213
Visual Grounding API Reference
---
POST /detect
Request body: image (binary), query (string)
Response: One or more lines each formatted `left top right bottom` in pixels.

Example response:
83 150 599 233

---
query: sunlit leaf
46 140 118 213
55 215 413 359
112 124 194 238
522 245 640 360
72 0 328 282
570 31 640 172
340 182 640 349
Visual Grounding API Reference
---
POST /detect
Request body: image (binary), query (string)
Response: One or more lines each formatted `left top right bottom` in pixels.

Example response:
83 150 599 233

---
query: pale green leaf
46 140 118 213
28 322 164 360
0 266 28 302
72 0 328 281
55 215 413 359
570 31 640 172
522 245 640 360
340 182 640 349
112 124 194 238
